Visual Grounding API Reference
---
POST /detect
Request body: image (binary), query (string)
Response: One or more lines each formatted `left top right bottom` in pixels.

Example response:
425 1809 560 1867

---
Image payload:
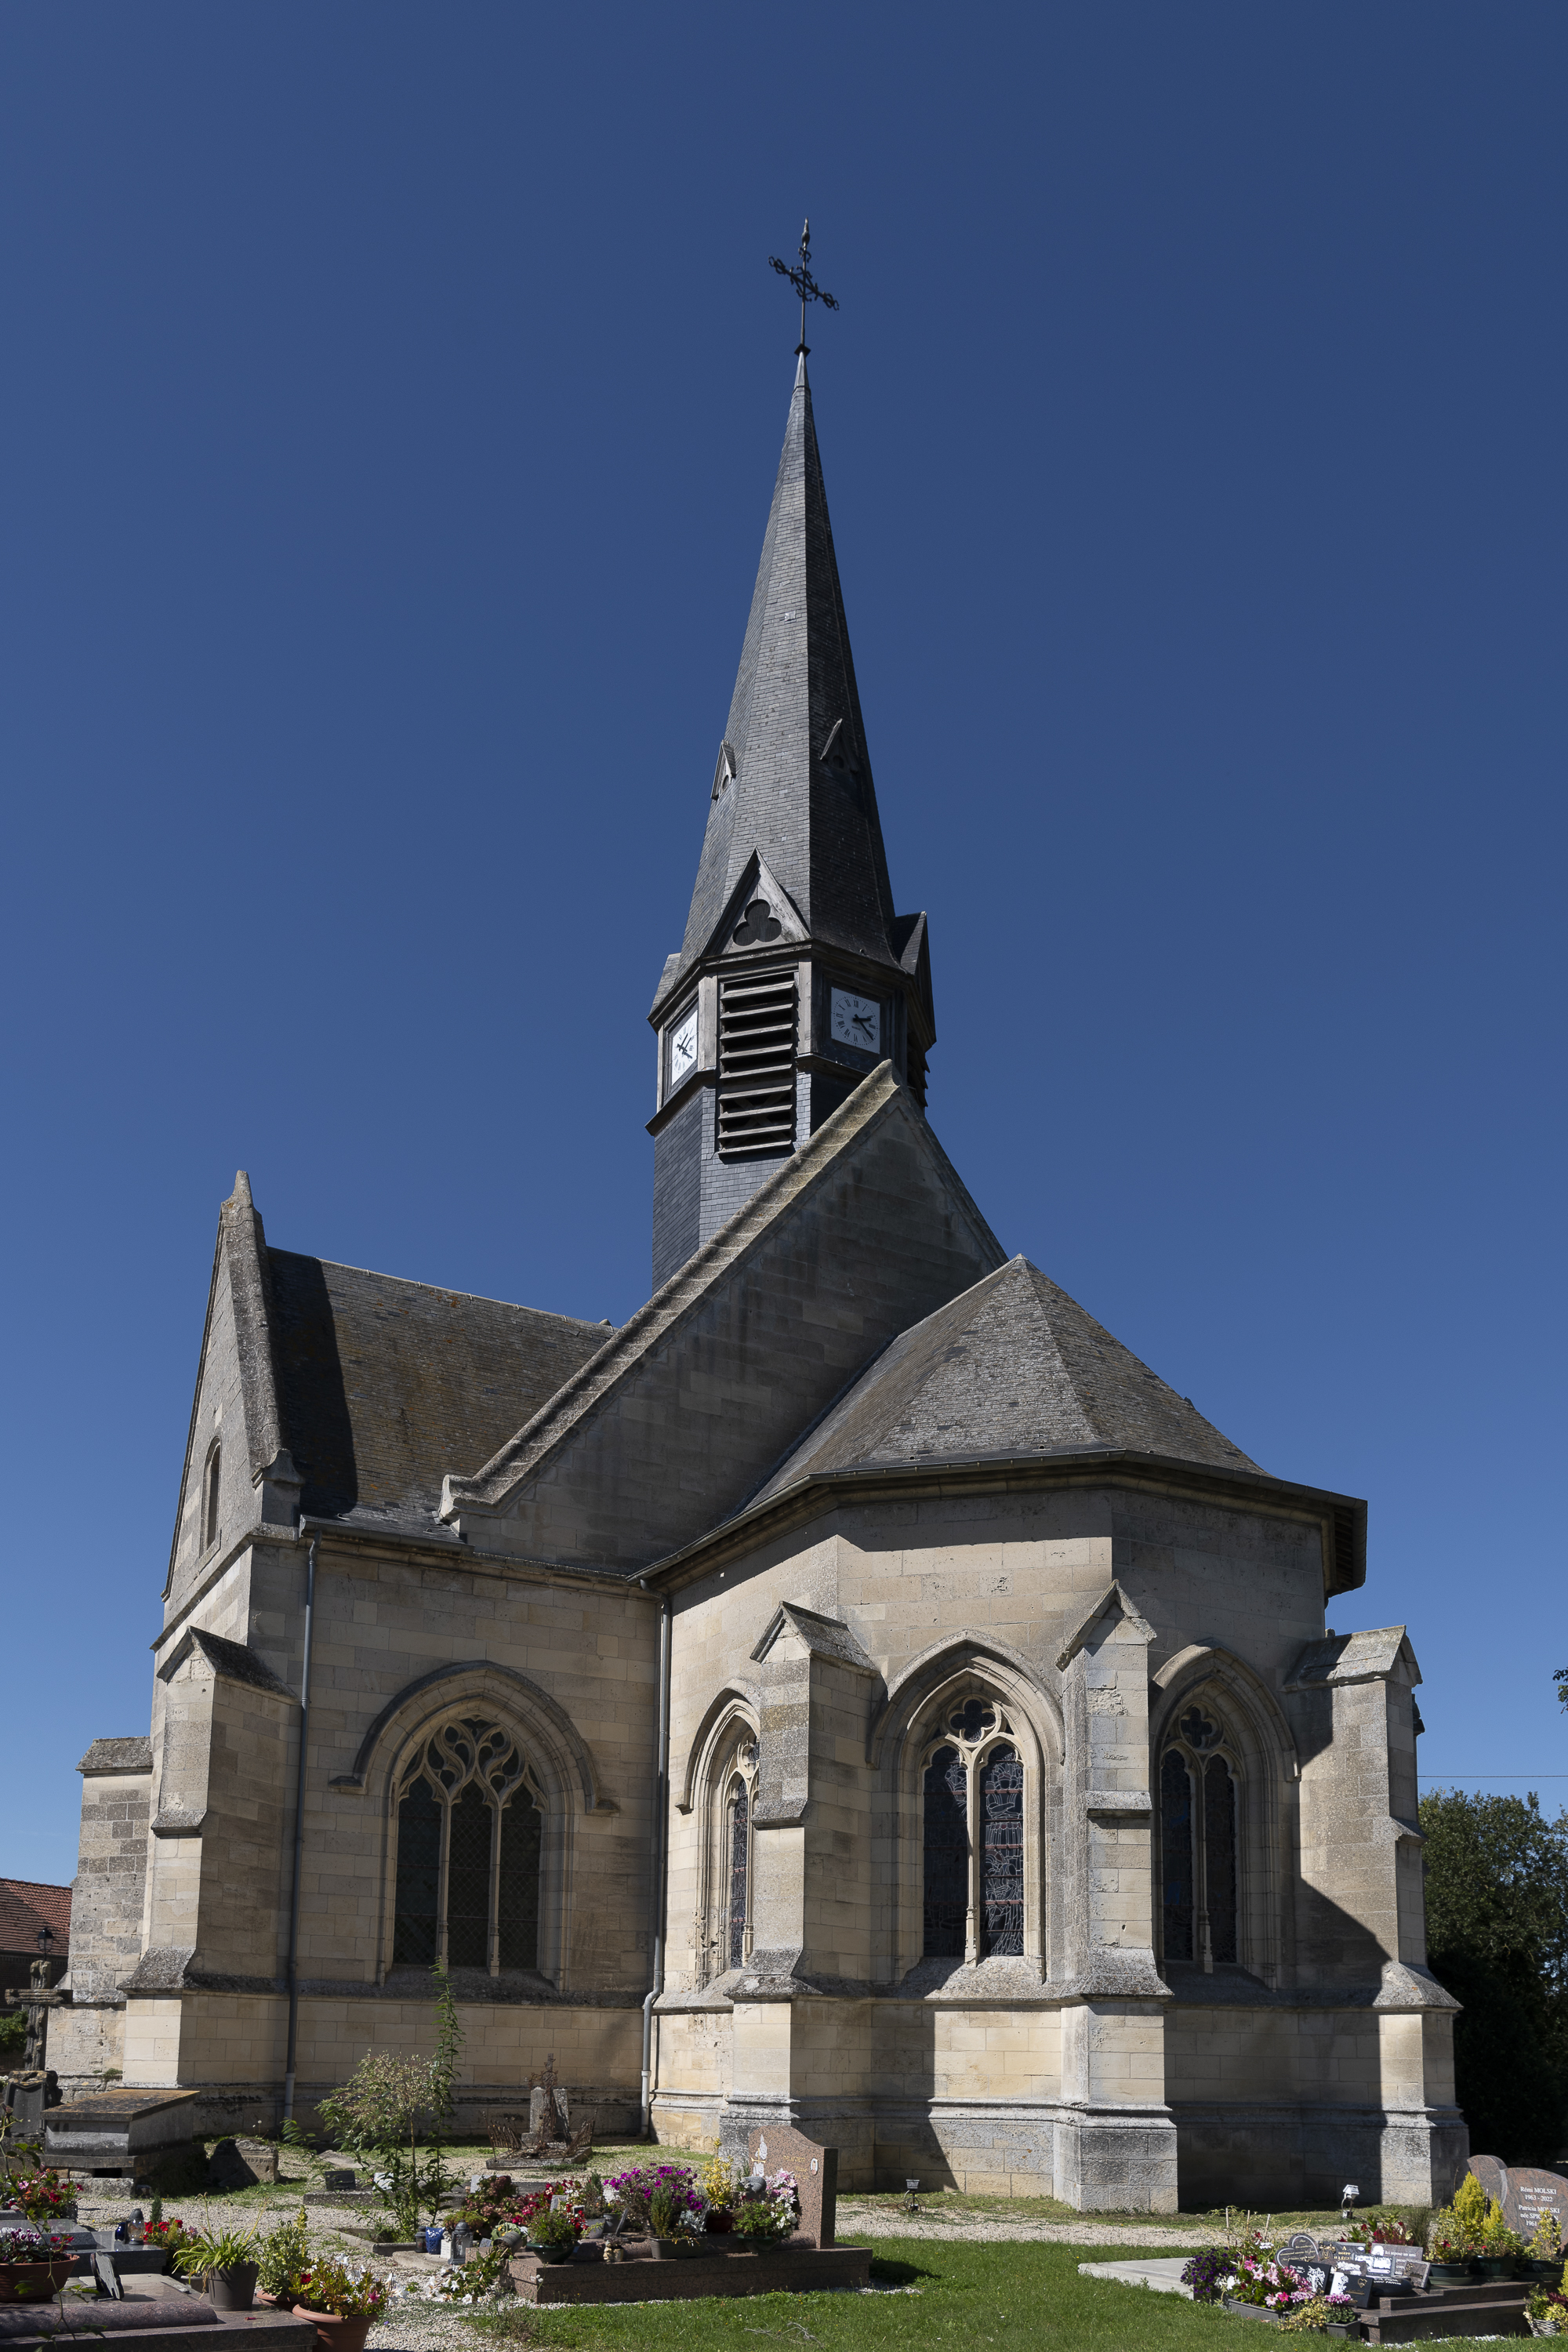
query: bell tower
648 355 935 1291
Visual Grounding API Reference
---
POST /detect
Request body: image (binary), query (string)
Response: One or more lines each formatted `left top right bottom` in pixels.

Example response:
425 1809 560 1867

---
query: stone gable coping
77 1739 154 1777
1283 1625 1420 1692
441 1064 1002 1523
154 1626 296 1700
1055 1580 1157 1671
749 1602 877 1674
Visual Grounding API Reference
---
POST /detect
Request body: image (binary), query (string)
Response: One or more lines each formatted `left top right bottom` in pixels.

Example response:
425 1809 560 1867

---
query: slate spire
670 358 901 985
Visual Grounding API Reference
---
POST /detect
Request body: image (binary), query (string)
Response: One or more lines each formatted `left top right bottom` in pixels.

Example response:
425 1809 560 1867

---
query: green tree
1421 1787 1568 2163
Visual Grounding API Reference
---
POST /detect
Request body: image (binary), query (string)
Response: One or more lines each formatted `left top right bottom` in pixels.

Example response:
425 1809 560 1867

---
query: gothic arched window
727 1777 750 1969
920 1698 1028 1961
1158 1704 1240 1970
696 1722 758 1981
393 1719 543 1974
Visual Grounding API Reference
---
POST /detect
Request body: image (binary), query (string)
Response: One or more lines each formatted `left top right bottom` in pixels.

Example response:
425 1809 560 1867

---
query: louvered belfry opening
717 970 797 1156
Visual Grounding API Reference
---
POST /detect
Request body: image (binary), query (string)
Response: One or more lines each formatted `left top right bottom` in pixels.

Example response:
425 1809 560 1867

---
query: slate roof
754 1254 1260 1498
658 358 916 1012
0 1879 71 1958
267 1251 614 1535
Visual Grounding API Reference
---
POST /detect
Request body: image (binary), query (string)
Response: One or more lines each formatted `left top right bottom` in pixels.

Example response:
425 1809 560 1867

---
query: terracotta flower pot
0 2263 74 2302
290 2308 374 2352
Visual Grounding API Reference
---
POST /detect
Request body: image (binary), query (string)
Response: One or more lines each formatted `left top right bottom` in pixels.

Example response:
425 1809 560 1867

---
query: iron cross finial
769 218 839 358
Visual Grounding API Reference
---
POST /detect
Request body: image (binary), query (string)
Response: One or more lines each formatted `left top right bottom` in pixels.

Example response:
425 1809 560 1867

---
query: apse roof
753 1254 1260 1498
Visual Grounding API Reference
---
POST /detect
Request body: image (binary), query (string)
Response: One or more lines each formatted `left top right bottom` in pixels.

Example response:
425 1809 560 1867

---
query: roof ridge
267 1248 608 1329
443 1066 1005 1523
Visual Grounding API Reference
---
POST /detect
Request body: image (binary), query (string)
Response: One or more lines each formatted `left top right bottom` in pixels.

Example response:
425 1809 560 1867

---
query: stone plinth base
508 2243 873 2304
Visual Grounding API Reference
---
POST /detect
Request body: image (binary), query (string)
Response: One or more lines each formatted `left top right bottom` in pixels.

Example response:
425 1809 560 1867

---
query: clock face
829 988 880 1054
668 1008 698 1089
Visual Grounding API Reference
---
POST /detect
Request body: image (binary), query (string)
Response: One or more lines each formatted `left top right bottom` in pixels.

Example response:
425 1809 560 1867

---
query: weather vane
769 219 838 357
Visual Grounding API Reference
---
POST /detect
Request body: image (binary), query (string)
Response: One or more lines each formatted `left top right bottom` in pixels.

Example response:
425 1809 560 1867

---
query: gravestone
1468 2156 1568 2245
747 2125 837 2249
45 2085 199 2175
209 2136 279 2190
2 2070 60 2148
528 2085 568 2139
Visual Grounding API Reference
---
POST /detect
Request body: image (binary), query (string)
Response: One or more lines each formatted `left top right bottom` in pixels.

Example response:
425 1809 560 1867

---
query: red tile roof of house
0 1879 71 1955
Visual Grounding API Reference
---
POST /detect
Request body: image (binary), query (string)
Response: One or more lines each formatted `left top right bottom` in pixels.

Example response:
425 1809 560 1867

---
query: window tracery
920 1696 1025 1961
1159 1705 1240 1969
392 1716 543 1974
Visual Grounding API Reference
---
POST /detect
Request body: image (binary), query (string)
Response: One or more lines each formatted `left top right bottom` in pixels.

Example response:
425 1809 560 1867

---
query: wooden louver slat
717 971 797 1156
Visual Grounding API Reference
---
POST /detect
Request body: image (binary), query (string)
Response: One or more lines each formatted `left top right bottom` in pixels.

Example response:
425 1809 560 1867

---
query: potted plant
287 2255 390 2352
1527 2274 1568 2338
1526 2219 1566 2285
256 2205 310 2309
6 2172 74 2229
525 2209 579 2267
0 2228 76 2303
648 2180 709 2259
174 2221 262 2310
732 2184 797 2251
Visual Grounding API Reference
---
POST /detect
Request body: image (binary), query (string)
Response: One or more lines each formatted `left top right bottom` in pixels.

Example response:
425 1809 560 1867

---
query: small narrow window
445 1782 492 1969
727 1780 750 1969
393 1778 441 1965
1204 1755 1238 1964
922 1745 969 1957
1160 1750 1195 1962
498 1791 542 1971
980 1745 1024 1955
202 1444 221 1550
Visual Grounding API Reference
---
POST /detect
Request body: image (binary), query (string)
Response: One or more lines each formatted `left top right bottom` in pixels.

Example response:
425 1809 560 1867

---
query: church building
53 354 1465 2212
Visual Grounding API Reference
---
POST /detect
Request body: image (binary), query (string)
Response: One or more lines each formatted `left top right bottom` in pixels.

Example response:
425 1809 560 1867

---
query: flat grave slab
44 2089 199 2174
1079 2258 1194 2298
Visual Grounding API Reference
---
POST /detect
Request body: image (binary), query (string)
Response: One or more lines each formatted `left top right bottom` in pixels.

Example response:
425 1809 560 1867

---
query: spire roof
664 361 902 1004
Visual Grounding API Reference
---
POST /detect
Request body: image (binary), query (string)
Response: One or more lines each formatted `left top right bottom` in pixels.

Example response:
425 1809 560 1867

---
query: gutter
281 1534 318 2123
639 1588 673 2138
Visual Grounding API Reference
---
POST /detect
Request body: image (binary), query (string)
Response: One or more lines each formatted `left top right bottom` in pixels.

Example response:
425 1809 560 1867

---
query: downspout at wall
281 1534 318 2123
640 1588 673 2139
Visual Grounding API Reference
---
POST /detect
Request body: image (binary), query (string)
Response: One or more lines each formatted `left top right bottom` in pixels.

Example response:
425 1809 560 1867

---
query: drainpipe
640 1588 672 2139
281 1534 318 2124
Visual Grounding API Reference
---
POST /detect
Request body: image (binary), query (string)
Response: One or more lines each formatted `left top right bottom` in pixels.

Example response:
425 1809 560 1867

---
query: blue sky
2 2 1564 1886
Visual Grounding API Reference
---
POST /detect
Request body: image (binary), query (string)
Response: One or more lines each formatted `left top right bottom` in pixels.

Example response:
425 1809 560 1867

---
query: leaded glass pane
979 1745 1024 1955
446 1781 492 1968
1204 1754 1238 1964
498 1790 541 1971
923 1745 968 1957
1160 1749 1194 1962
393 1778 441 1965
728 1782 750 1969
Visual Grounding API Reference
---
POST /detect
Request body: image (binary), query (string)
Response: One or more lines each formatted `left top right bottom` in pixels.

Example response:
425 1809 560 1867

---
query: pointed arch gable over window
332 1659 611 1814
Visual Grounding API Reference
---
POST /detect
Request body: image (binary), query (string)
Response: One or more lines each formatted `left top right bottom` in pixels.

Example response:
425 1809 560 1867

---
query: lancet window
392 1718 543 1974
698 1722 759 1981
201 1443 221 1551
920 1697 1025 1960
1158 1704 1240 1969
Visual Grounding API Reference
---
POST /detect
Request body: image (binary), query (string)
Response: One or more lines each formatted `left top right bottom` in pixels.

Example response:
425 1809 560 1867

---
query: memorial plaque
746 2125 837 2249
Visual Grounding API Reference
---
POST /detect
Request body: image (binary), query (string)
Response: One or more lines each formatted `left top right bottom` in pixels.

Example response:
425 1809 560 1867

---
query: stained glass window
498 1791 541 1971
980 1745 1024 1955
1160 1749 1195 1962
728 1781 750 1968
923 1744 969 1956
1203 1755 1238 1964
393 1777 441 1965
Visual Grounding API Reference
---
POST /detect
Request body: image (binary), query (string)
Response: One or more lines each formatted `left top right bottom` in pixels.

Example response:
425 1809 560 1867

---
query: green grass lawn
469 2240 1225 2352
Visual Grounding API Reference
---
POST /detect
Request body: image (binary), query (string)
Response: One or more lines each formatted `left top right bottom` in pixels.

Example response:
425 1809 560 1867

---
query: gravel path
836 2205 1205 2247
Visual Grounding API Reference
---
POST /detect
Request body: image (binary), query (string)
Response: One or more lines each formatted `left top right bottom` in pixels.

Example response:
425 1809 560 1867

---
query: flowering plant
1345 2216 1416 2247
287 2257 389 2319
1208 2255 1318 2310
604 2163 702 2236
423 2244 511 2303
649 2181 706 2241
527 2209 581 2256
6 2173 72 2226
143 2216 193 2251
0 2228 75 2266
734 2194 796 2245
